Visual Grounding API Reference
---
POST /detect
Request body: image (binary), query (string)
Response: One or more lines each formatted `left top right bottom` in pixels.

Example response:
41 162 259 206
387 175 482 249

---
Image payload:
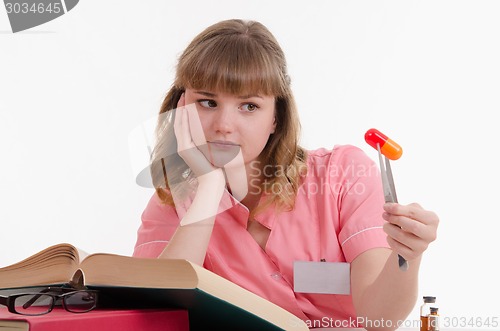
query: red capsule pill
364 128 403 160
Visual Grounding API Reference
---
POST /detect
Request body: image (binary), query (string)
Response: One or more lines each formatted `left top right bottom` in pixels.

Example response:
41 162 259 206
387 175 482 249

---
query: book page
0 319 29 330
0 243 80 289
79 255 199 288
76 246 90 261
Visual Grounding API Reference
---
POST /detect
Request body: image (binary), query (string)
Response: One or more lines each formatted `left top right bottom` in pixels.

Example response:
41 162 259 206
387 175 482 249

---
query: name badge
293 261 350 295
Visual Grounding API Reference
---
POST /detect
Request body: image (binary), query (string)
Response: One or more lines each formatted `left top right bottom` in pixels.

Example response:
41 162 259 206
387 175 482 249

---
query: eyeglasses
0 287 98 316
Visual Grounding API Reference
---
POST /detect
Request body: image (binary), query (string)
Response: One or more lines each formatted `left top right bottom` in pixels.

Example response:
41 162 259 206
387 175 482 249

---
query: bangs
177 34 286 97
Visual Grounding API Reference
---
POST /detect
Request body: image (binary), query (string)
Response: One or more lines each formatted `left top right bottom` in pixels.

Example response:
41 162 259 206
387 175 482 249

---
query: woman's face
183 88 276 169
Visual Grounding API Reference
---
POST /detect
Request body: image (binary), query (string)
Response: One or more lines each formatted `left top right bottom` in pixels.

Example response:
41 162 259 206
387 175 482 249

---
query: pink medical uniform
133 145 390 324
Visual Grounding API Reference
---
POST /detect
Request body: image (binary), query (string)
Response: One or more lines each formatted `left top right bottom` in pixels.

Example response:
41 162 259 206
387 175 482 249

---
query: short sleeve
132 193 180 258
331 145 390 262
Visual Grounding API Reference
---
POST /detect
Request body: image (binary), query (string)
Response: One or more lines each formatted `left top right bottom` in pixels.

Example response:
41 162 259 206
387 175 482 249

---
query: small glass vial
428 307 440 331
420 296 437 331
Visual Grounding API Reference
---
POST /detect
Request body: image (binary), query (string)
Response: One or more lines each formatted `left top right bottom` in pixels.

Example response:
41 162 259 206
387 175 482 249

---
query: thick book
0 307 189 331
0 243 309 331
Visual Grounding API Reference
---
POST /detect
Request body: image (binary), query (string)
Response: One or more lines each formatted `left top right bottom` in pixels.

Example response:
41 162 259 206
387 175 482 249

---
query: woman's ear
271 117 276 134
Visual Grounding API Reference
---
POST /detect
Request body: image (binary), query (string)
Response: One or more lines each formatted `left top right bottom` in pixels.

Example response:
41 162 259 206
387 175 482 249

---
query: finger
382 212 425 236
386 236 414 261
383 202 439 226
173 106 182 144
384 222 424 249
384 224 429 260
174 93 187 147
383 211 438 244
174 106 193 151
177 93 186 108
185 103 207 147
173 93 186 137
383 203 439 243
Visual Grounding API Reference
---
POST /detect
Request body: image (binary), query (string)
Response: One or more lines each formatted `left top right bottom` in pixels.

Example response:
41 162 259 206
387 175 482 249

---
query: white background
1 0 499 326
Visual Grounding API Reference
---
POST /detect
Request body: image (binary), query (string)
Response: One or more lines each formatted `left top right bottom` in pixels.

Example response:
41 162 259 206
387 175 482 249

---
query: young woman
133 19 439 330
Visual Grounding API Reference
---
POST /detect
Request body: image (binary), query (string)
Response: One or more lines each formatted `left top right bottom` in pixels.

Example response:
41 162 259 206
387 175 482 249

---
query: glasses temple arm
22 288 52 309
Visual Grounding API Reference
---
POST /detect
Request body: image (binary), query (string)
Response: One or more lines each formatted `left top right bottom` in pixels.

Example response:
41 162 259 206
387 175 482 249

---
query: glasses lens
13 294 53 315
64 291 97 312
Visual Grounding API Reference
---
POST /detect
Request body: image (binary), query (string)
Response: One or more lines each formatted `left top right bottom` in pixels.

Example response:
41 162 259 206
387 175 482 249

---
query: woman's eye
199 100 217 108
241 103 258 112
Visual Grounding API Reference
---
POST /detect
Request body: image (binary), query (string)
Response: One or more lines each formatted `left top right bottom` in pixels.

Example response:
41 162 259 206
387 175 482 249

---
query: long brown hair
151 19 307 214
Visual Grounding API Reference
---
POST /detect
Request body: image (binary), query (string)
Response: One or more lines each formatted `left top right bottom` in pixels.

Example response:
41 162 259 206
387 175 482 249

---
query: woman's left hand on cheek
382 202 439 261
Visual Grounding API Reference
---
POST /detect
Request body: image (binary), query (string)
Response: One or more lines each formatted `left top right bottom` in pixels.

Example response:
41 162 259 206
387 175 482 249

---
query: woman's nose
213 108 235 134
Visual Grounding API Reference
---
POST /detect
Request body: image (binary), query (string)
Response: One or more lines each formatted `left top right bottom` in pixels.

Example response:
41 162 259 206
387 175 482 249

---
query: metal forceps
377 144 409 271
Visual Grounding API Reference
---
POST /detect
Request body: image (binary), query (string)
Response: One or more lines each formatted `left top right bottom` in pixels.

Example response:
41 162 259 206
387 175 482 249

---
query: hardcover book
0 243 309 331
0 307 189 331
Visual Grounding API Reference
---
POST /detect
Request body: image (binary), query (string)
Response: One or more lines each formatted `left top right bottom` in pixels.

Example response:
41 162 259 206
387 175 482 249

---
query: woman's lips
208 141 240 150
204 141 241 167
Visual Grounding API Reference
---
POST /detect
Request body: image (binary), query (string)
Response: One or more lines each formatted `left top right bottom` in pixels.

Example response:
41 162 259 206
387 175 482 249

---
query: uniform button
270 272 281 280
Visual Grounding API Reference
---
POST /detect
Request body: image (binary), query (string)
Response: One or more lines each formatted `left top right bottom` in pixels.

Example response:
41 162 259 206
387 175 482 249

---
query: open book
0 243 309 331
